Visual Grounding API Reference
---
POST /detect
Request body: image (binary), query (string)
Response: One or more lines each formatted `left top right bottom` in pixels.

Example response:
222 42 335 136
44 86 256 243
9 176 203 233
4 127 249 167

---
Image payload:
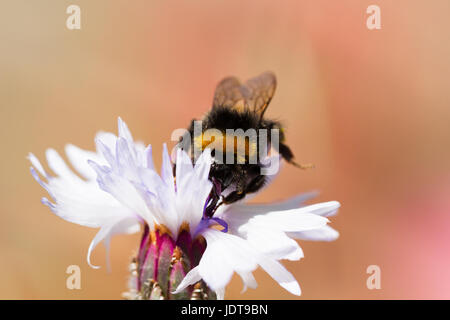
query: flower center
128 224 215 300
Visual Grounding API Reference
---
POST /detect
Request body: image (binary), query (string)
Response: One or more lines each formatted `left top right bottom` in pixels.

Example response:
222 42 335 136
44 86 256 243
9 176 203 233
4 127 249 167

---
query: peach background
1 0 450 299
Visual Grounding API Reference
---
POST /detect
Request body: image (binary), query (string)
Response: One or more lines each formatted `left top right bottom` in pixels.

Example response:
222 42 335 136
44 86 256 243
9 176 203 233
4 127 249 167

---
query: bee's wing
212 76 244 109
242 71 277 118
212 72 277 118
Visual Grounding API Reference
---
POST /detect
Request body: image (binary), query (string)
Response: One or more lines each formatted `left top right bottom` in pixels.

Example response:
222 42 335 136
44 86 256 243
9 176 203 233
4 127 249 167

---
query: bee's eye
211 150 215 157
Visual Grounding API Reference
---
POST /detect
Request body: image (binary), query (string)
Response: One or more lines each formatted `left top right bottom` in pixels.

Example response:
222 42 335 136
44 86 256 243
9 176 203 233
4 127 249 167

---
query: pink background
1 0 450 299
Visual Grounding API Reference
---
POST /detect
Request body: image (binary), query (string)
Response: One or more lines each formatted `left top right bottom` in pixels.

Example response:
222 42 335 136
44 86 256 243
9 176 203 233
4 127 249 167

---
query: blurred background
1 0 450 299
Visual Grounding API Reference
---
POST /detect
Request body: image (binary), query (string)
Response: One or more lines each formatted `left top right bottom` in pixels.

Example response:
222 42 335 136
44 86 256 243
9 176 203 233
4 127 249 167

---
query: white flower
29 117 339 299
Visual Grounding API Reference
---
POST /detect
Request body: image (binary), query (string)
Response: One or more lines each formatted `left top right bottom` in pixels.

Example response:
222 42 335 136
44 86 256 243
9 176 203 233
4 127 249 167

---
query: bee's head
209 160 235 191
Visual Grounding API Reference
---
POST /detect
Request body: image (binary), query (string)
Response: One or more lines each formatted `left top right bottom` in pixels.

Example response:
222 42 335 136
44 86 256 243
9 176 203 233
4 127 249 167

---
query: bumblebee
177 72 311 216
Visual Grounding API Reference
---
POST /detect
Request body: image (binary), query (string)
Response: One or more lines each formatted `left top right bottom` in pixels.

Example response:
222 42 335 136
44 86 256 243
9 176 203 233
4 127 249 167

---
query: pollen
193 131 258 162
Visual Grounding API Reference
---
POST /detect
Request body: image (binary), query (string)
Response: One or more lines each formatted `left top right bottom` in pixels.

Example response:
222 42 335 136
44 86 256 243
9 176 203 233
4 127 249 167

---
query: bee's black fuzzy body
176 72 300 215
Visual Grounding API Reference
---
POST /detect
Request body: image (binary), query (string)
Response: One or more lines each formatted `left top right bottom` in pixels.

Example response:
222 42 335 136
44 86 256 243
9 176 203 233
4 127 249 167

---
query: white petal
136 166 179 234
134 142 147 168
215 288 225 300
246 211 329 233
172 148 213 234
30 168 55 201
306 201 340 217
198 229 299 295
246 227 303 261
145 145 154 170
95 131 118 154
46 148 81 182
89 160 154 226
172 266 202 294
95 138 116 168
87 216 140 269
161 143 175 192
65 144 101 180
224 202 336 236
31 145 141 270
30 154 134 228
175 148 194 195
116 137 140 181
221 198 339 225
116 137 135 170
174 150 212 233
28 153 48 177
47 183 133 227
258 257 301 296
243 191 319 212
198 229 258 291
118 117 134 143
194 148 212 180
238 271 257 293
138 166 165 196
289 225 339 242
187 178 212 231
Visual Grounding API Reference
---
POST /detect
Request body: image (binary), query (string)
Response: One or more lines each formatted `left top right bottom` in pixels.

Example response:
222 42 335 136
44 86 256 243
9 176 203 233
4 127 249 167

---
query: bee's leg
263 119 314 169
223 191 247 204
279 142 315 169
204 177 223 217
223 174 266 204
205 192 222 217
245 174 267 193
222 167 247 204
